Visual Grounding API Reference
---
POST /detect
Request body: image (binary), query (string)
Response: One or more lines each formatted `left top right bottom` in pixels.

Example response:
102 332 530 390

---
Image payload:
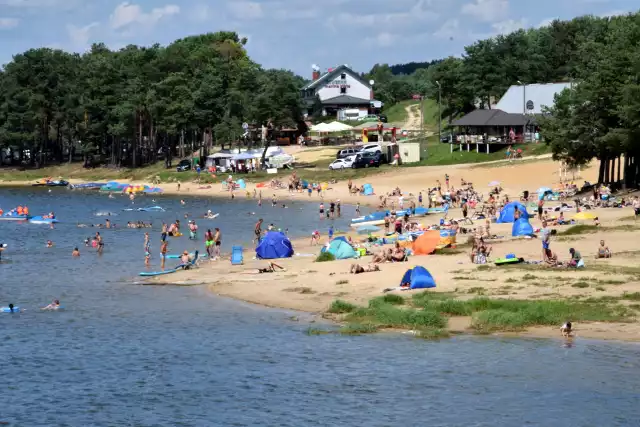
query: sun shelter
326 238 357 259
256 231 294 259
412 231 440 255
512 217 534 237
496 202 529 223
362 184 374 195
400 266 436 289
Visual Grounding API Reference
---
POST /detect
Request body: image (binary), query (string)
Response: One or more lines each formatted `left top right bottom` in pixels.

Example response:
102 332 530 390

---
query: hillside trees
0 31 305 168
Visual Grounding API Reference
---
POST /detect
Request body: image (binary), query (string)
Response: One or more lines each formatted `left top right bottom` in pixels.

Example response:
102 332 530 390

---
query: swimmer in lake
42 300 60 310
8 303 16 313
72 247 80 256
46 240 53 248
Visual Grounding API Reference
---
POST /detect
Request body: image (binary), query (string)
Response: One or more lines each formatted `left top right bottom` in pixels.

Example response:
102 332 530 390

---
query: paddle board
139 269 178 277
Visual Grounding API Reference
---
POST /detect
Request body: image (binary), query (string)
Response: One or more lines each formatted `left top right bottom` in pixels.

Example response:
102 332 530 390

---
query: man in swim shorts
213 227 221 260
254 219 263 244
160 240 168 269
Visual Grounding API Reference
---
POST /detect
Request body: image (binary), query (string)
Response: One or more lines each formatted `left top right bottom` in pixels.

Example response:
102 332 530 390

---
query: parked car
359 143 382 155
176 159 191 172
336 147 362 159
440 131 454 143
358 114 379 122
352 152 381 169
328 157 355 170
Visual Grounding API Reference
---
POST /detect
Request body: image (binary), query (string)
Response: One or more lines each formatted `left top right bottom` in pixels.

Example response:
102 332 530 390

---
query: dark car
176 159 191 172
336 147 362 159
352 152 381 169
440 131 454 143
378 114 388 123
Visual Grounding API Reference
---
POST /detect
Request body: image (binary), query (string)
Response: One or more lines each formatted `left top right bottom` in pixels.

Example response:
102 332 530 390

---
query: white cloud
110 2 180 30
327 0 438 29
0 17 19 29
189 3 211 22
67 22 99 48
601 10 629 18
363 32 397 47
461 0 509 22
227 1 263 20
537 17 556 28
492 18 527 35
0 0 63 6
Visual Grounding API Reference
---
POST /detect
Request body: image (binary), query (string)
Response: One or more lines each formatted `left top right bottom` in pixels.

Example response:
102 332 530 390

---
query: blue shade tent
400 266 436 289
255 231 294 259
363 184 374 195
512 217 534 237
326 239 357 259
236 179 246 189
496 202 529 223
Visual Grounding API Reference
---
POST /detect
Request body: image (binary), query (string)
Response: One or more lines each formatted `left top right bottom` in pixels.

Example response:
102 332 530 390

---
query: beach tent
236 179 246 189
412 231 440 255
326 238 357 259
512 217 534 237
496 202 528 223
362 184 374 195
400 266 436 289
256 231 294 259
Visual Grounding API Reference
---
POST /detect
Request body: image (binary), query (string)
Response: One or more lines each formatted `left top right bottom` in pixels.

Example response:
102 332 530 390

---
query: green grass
315 252 336 262
327 290 632 336
327 299 357 314
383 98 446 130
339 323 380 335
572 282 590 288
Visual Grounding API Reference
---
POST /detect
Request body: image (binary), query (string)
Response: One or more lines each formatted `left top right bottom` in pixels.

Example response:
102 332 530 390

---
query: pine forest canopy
0 31 306 168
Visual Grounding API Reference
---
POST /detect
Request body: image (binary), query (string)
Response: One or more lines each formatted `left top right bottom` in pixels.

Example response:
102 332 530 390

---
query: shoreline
8 158 640 343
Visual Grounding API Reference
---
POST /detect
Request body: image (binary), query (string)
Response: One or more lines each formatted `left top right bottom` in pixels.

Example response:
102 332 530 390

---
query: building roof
451 109 535 127
321 94 372 105
302 64 372 91
495 82 572 114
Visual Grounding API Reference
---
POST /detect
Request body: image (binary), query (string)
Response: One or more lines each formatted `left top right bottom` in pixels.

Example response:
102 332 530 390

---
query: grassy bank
383 99 443 129
318 291 631 338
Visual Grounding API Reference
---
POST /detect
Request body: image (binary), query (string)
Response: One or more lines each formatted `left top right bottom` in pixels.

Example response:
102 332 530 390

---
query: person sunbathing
350 263 380 274
596 240 611 258
390 243 407 262
544 248 559 266
372 248 391 264
258 262 285 274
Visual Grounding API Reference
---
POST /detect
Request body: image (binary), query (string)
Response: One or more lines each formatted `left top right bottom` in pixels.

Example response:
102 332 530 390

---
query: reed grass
327 299 357 314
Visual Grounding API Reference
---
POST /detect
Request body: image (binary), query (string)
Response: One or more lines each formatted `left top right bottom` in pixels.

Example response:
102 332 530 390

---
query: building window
340 87 347 94
341 73 346 79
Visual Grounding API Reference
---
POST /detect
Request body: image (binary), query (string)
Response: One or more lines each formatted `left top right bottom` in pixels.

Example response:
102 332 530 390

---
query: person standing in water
160 240 168 270
205 229 214 259
254 219 263 245
95 232 103 254
213 227 221 260
144 233 151 266
355 202 361 216
72 247 80 257
161 222 168 241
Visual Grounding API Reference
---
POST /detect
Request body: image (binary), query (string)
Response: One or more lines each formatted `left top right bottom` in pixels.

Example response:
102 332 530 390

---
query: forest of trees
0 32 305 168
367 11 640 186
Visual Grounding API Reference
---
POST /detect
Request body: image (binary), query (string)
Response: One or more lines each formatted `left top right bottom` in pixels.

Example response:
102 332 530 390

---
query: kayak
33 180 68 187
69 182 106 190
29 216 59 224
139 269 178 277
166 253 208 259
123 206 165 212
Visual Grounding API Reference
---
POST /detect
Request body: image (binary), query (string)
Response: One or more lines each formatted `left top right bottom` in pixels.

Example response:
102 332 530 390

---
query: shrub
327 299 357 314
315 252 336 262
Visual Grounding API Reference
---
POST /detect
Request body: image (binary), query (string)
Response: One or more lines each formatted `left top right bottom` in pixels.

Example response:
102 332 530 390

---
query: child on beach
560 321 572 337
355 202 361 216
311 230 320 245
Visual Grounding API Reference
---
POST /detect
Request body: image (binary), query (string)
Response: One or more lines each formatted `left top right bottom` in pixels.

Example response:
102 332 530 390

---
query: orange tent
412 231 440 255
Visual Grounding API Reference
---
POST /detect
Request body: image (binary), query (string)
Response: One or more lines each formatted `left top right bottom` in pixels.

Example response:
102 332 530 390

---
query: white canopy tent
325 121 353 132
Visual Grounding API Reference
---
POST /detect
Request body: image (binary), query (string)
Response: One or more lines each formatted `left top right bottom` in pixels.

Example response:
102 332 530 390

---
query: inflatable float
0 213 30 221
1 306 20 313
29 216 59 224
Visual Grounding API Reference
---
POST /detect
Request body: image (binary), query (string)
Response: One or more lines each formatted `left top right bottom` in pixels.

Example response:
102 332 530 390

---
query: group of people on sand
370 242 407 264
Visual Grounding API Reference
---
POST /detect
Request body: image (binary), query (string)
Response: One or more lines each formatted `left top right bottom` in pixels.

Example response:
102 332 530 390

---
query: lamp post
436 80 442 146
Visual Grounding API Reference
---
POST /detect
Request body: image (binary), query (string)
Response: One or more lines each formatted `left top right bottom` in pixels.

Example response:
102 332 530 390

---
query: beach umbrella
573 212 597 220
357 225 381 234
488 181 500 187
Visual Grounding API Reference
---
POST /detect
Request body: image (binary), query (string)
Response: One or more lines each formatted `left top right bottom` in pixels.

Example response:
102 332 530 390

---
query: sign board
526 100 534 111
326 79 350 89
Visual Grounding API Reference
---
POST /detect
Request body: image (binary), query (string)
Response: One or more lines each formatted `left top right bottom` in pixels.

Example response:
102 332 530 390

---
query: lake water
1 189 640 426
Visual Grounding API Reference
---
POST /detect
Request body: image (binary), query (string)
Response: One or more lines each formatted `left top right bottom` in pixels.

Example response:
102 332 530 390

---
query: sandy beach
7 156 640 341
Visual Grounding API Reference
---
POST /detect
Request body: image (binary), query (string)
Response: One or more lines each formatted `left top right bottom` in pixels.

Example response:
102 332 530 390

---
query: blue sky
0 0 637 75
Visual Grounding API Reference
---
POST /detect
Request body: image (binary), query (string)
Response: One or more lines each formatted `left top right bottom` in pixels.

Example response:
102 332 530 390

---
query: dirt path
403 103 422 130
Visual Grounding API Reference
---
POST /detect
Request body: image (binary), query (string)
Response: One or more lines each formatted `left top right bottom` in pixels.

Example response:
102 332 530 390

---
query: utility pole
436 80 442 148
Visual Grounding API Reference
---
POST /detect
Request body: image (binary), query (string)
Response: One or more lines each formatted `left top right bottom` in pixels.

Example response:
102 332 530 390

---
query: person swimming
72 247 80 256
46 240 53 248
8 303 16 313
42 300 61 310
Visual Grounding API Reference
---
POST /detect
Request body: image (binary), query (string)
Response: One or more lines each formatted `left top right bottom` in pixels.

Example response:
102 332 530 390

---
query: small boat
0 213 30 221
29 216 59 224
33 179 68 187
69 182 106 190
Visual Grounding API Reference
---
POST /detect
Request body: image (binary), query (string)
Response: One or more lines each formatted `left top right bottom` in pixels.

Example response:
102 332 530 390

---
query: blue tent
363 184 374 196
256 231 294 259
496 202 529 223
236 179 246 189
326 239 357 259
512 217 534 237
400 266 436 289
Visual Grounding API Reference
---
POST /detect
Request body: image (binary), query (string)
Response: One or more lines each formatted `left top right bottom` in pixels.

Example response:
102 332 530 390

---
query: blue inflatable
362 184 374 196
400 266 436 289
496 202 529 223
512 217 534 237
256 231 294 259
29 216 59 224
1 306 20 313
